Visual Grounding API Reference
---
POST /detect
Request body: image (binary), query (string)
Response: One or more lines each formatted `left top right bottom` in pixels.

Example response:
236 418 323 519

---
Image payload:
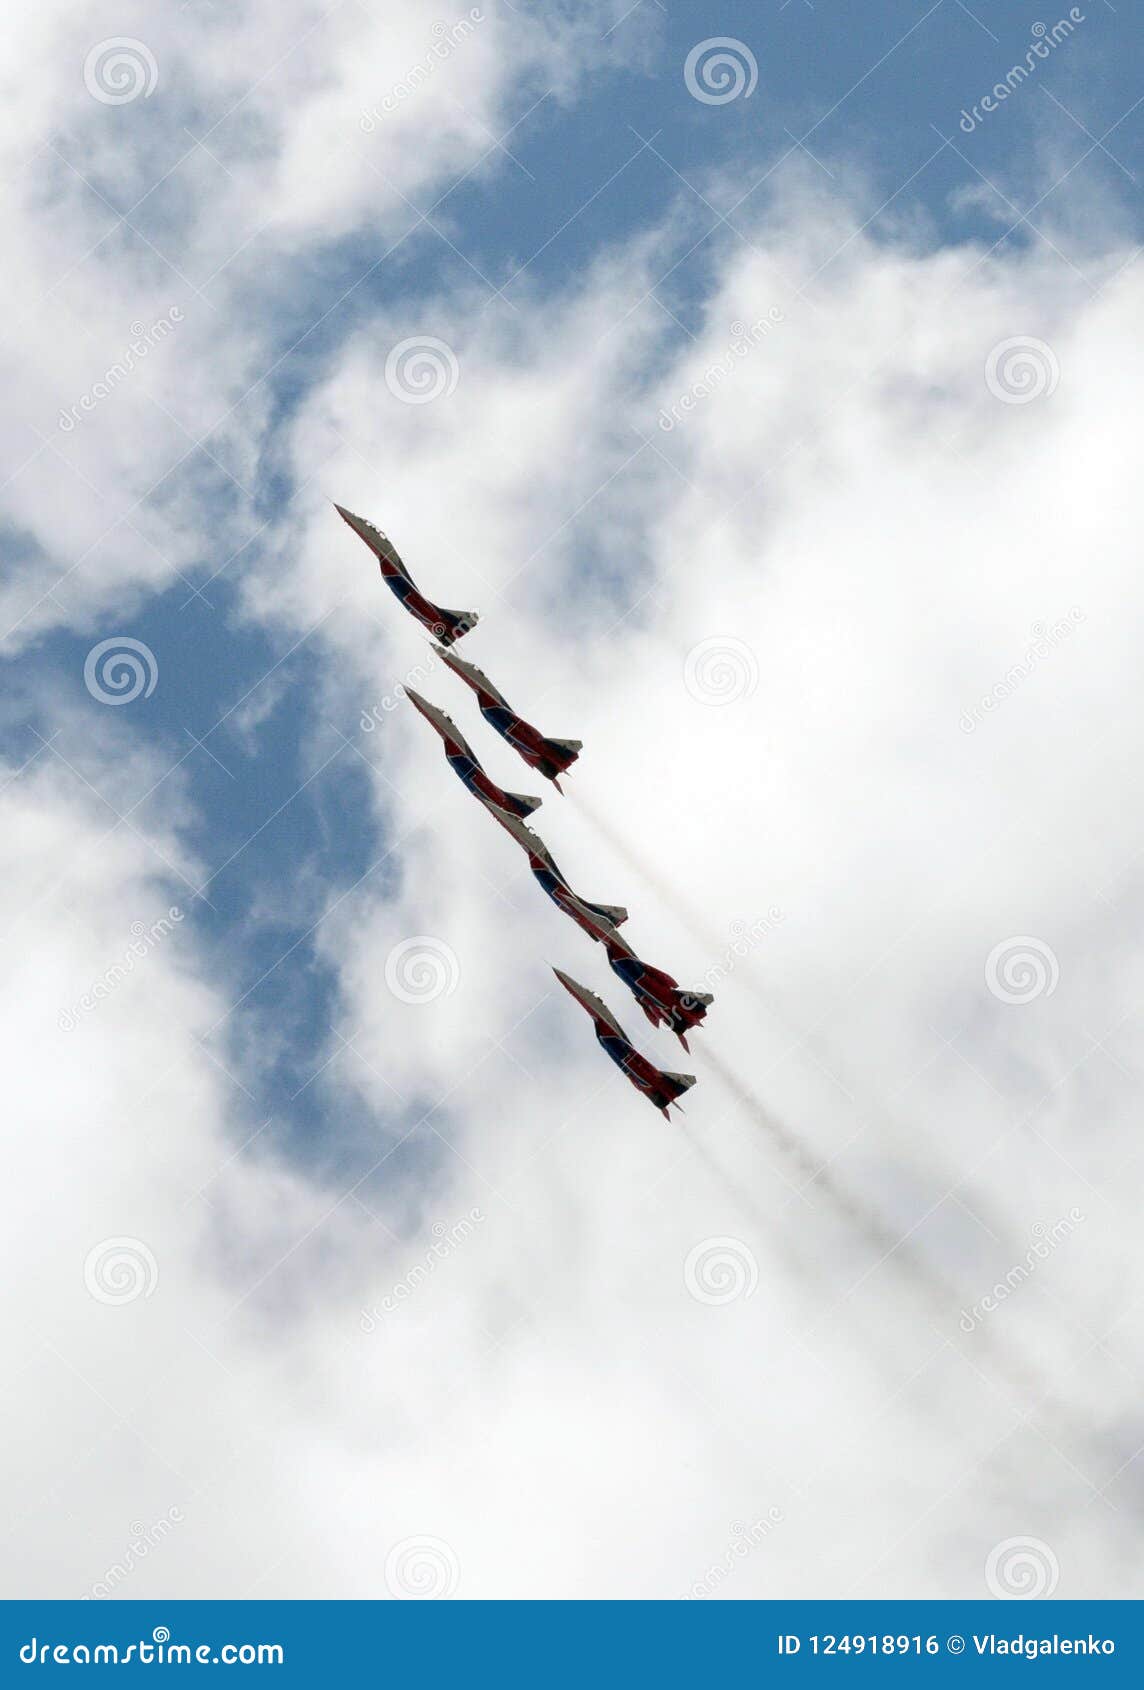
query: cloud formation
2 0 630 646
3 12 1143 1599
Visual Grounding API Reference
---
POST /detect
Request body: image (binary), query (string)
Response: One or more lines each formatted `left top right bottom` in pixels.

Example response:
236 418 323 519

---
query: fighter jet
601 931 713 1053
404 688 542 821
476 800 703 1044
553 968 696 1118
432 643 581 790
483 804 627 936
335 505 477 646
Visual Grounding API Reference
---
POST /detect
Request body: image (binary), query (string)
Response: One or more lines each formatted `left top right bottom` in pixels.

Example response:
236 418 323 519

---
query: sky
3 0 1144 1600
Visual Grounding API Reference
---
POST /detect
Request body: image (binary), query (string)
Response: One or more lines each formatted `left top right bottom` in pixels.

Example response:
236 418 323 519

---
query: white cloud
0 0 632 646
254 183 1144 1592
4 71 1143 1591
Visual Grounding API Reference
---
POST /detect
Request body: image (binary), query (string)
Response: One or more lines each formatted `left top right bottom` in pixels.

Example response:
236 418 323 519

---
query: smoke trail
574 785 968 1287
570 789 718 957
675 1118 778 1236
574 786 1051 1299
575 788 1133 1497
701 1042 1129 1489
702 1044 944 1287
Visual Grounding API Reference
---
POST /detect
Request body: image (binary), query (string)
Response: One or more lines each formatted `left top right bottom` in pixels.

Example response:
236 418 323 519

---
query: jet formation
338 503 715 1114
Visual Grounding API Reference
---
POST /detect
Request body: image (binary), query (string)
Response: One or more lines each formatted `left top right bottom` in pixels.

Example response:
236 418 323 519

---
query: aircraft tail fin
663 1070 696 1099
587 901 628 927
435 609 479 646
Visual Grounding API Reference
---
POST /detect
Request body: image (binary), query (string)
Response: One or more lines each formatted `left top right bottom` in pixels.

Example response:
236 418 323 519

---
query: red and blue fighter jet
335 505 478 646
553 969 696 1118
599 931 713 1053
432 643 581 790
404 688 542 821
482 805 627 935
